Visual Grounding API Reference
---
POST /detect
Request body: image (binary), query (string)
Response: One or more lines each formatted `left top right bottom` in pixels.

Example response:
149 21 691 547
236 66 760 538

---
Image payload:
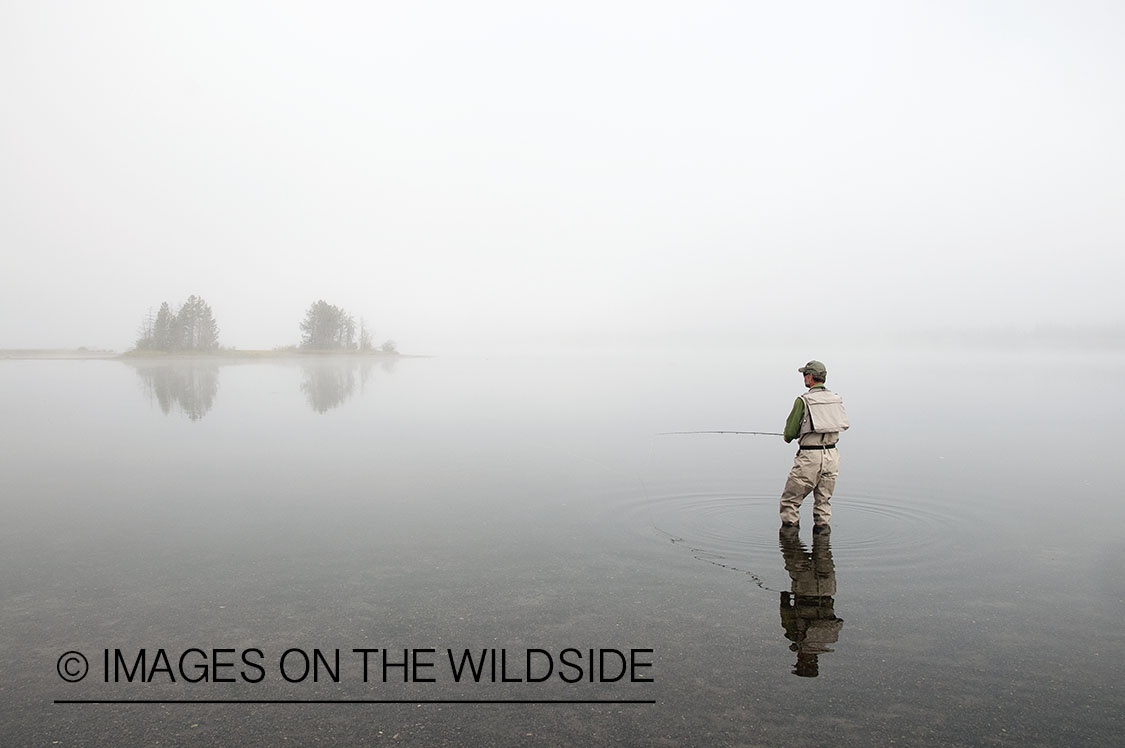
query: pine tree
196 300 220 350
134 296 220 352
153 302 173 351
359 318 373 351
340 314 356 349
300 300 357 349
135 307 156 349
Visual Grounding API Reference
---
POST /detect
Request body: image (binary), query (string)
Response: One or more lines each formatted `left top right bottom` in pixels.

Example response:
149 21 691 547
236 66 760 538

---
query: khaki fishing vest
798 387 849 446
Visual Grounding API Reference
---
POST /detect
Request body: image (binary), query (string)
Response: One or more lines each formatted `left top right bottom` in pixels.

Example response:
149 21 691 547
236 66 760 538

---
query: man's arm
784 397 804 443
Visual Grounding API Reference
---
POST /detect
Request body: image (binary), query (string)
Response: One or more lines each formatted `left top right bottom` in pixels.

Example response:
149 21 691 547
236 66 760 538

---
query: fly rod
658 431 783 436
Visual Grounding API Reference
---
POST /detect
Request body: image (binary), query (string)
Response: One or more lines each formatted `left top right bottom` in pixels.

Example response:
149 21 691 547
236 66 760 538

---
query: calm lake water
2 348 1122 746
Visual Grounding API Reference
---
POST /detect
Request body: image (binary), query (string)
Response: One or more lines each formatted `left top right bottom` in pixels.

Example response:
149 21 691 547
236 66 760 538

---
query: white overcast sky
1 1 1122 352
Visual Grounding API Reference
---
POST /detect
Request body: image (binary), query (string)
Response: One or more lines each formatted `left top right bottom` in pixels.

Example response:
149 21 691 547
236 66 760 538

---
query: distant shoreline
0 349 119 360
0 349 424 361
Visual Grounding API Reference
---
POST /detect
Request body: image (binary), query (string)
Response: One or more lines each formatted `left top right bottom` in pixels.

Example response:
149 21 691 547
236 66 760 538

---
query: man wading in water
779 360 849 532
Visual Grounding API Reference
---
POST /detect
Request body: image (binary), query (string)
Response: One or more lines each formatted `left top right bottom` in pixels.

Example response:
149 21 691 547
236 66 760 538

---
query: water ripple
607 487 975 578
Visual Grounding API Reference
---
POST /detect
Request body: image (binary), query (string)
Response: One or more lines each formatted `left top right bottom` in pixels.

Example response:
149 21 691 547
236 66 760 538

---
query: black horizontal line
55 699 656 705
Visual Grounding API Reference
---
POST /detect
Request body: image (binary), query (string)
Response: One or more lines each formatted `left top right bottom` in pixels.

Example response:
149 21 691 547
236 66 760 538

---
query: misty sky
2 1 1122 353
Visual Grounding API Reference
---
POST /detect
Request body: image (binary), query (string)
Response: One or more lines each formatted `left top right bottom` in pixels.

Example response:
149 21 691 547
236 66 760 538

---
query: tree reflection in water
300 358 393 413
129 357 398 418
133 362 220 421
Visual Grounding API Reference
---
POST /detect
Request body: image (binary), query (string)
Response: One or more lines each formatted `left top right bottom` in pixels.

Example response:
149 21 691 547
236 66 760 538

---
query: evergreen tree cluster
132 297 398 353
300 300 386 351
136 295 221 352
300 300 355 349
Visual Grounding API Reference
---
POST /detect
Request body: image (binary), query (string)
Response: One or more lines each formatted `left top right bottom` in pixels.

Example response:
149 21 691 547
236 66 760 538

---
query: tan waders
778 444 839 527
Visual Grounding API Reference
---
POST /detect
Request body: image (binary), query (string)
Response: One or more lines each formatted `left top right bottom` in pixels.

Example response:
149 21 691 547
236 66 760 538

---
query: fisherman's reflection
778 526 843 677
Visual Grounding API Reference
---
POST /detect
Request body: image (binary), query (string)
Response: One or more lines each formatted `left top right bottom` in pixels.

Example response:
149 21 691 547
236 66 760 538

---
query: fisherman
779 360 849 531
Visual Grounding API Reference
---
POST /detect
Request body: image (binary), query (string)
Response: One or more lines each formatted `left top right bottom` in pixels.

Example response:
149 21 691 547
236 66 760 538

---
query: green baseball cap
798 360 827 377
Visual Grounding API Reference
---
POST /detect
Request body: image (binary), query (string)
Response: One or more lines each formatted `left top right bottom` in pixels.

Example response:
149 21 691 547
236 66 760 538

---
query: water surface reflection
131 362 219 420
2 350 1121 745
127 357 399 418
299 359 374 413
778 526 843 677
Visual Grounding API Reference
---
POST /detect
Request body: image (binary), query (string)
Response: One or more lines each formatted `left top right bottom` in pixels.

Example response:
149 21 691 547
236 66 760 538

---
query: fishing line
644 431 792 591
650 524 783 592
526 431 786 591
658 431 783 436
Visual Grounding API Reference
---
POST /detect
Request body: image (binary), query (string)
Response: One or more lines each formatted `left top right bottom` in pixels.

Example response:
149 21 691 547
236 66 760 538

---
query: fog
2 1 1123 354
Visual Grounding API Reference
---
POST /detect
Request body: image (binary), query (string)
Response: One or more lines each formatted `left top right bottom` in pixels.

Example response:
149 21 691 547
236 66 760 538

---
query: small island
127 294 409 359
2 297 413 360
